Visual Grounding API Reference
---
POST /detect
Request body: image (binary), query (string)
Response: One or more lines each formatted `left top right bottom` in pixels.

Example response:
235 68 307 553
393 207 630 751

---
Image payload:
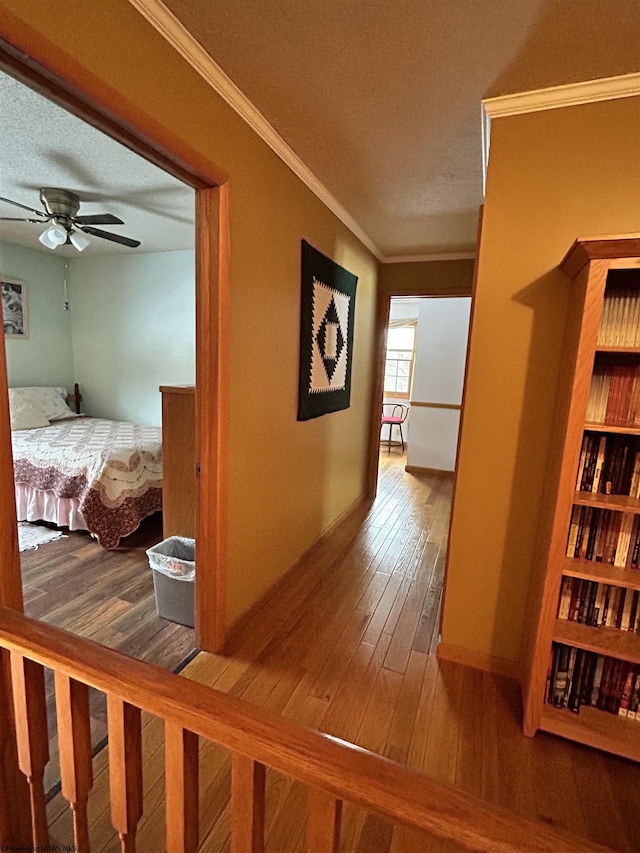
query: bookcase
523 235 640 762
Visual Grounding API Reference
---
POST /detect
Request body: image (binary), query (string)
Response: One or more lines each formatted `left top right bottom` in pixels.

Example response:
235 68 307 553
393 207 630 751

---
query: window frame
383 321 417 399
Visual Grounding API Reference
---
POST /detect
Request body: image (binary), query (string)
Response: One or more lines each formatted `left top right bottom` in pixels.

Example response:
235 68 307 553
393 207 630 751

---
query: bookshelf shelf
595 345 640 354
540 704 640 763
523 235 640 761
553 619 640 664
573 491 640 513
562 558 640 590
584 422 640 436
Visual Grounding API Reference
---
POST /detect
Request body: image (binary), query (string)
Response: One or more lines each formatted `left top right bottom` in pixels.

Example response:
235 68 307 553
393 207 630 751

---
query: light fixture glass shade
38 223 68 250
69 230 90 252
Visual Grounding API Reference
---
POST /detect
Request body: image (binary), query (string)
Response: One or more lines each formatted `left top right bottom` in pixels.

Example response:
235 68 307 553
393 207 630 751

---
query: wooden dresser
160 385 195 539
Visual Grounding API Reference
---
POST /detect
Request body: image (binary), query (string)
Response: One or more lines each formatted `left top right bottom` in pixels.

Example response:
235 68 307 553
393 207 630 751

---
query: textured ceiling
161 0 640 256
0 71 195 257
1 2 639 259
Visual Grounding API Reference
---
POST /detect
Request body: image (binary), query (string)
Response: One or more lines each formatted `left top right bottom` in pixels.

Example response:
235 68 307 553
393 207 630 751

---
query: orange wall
0 1 379 625
443 96 640 667
379 259 474 296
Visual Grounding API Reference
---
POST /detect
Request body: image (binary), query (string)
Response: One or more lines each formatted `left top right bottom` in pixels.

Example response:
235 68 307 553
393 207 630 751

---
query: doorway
0 39 228 654
370 286 474 647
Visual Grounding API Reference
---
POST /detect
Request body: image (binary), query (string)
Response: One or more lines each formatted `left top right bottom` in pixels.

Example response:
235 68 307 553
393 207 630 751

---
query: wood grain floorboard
41 452 640 851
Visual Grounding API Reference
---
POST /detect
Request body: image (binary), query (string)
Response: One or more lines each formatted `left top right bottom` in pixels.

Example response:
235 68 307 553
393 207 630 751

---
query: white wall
69 250 195 425
0 240 75 389
406 297 471 471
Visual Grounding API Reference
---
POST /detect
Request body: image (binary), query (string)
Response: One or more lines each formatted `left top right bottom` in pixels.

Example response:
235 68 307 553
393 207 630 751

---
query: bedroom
0 67 199 674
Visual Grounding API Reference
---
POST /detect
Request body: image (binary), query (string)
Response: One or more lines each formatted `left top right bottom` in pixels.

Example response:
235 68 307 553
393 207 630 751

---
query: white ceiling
1 1 639 259
0 71 195 257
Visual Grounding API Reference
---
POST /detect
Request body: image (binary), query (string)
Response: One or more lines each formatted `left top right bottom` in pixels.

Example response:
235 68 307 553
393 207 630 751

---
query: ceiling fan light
69 230 90 252
38 222 67 250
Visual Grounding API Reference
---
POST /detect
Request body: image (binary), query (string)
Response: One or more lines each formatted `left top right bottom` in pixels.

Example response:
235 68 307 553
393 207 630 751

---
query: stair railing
0 605 614 853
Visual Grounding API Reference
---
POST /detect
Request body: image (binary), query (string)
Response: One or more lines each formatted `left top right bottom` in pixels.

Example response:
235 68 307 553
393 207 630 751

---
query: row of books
547 643 640 717
586 365 640 426
596 289 640 348
575 433 640 496
566 507 640 568
557 577 640 631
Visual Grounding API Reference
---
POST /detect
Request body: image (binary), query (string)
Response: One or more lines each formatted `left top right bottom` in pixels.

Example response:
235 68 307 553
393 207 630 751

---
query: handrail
0 606 615 853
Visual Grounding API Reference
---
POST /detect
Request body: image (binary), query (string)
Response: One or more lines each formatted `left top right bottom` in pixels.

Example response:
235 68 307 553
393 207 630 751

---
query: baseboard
404 465 454 477
436 641 521 681
224 493 370 648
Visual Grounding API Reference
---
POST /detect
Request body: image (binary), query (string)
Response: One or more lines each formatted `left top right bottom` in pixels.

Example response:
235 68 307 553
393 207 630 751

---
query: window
384 323 416 398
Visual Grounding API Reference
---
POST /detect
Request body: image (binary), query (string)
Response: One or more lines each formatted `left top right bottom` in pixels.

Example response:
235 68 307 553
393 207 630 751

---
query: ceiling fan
0 187 141 251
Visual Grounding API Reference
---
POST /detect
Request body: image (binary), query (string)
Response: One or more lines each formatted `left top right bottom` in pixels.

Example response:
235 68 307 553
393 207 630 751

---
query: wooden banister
307 787 342 853
165 720 199 853
108 696 143 852
231 753 265 853
9 652 50 847
54 673 93 851
0 606 617 853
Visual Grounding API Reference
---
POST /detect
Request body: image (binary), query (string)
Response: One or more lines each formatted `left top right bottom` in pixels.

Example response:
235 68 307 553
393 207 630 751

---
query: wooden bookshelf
562 557 640 591
553 619 640 664
523 235 640 760
584 422 640 436
540 704 640 763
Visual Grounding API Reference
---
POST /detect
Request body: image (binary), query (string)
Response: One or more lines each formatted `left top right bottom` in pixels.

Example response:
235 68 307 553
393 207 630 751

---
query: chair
381 403 409 452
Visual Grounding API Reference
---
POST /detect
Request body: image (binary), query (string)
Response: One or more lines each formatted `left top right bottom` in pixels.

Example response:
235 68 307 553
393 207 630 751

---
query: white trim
480 104 491 196
483 73 640 118
128 0 383 259
382 252 476 264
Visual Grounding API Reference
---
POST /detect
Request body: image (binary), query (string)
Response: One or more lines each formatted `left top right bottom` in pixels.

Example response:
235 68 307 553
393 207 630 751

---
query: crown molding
128 0 383 260
483 72 640 118
381 251 476 264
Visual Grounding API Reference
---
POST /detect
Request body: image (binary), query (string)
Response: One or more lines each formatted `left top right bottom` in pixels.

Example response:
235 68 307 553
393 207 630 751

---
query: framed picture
2 277 28 338
297 240 357 420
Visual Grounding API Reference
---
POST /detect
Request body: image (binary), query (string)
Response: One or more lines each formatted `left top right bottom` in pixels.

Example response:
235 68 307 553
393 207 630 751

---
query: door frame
366 277 478 636
0 36 229 653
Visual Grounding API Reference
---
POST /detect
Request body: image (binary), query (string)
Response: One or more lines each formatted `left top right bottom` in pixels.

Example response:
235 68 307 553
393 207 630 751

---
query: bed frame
65 383 82 415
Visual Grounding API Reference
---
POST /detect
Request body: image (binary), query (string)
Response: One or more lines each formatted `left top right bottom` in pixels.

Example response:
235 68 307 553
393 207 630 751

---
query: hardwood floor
20 512 196 796
44 452 640 852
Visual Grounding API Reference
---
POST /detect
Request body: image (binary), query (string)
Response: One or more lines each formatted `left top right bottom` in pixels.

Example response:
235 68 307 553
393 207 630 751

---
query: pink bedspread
11 417 162 548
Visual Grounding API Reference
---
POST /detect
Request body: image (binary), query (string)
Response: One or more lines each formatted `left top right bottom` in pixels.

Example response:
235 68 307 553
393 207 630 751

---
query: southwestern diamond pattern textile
298 240 357 420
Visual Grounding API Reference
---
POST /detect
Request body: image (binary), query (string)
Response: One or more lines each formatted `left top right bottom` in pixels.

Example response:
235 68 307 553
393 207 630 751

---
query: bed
9 386 162 549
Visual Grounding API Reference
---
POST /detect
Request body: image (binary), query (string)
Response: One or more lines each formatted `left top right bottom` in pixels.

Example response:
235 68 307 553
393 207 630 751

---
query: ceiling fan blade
79 225 141 248
73 214 124 226
0 196 48 218
0 217 45 223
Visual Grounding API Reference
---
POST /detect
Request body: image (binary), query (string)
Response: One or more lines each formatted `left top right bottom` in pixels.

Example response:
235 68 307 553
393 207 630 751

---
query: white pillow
10 401 50 431
9 386 79 422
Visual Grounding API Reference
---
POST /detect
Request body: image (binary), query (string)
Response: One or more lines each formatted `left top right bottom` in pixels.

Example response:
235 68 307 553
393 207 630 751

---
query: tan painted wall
379 259 474 296
443 96 640 666
0 1 379 625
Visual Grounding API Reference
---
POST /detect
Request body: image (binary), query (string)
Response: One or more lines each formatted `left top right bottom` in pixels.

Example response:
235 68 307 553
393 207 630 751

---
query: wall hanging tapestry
298 240 358 421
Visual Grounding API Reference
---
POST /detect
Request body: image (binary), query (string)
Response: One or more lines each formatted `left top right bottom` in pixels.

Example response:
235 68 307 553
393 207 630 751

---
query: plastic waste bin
146 536 195 627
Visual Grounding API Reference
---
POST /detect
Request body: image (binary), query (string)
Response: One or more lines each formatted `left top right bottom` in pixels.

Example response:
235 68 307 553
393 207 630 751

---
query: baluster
231 753 265 853
9 651 50 846
306 787 342 853
54 673 93 851
0 650 32 845
107 696 143 852
165 720 199 853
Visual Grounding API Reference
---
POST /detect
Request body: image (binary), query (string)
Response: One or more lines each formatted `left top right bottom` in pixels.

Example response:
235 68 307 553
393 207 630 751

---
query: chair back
382 403 409 422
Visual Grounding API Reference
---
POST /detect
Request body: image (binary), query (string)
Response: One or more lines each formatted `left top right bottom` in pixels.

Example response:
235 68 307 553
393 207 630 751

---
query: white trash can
146 536 195 627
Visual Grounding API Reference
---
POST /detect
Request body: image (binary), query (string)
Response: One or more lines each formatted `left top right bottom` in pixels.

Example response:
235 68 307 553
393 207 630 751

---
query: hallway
45 453 640 851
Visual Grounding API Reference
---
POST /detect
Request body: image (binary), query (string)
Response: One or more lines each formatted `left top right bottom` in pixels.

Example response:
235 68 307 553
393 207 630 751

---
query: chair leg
399 424 404 452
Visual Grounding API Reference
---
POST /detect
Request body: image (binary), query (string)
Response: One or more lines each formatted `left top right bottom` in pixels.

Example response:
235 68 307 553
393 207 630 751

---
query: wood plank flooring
43 452 640 851
20 513 195 796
